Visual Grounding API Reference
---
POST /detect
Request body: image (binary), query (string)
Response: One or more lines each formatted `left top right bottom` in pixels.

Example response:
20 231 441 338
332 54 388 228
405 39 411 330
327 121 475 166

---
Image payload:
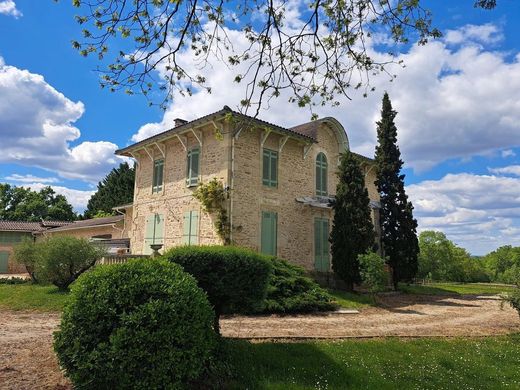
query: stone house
116 106 380 272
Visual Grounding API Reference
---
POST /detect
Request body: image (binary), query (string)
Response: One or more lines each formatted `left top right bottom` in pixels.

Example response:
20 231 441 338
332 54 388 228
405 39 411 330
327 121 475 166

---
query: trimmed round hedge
161 246 272 317
54 258 217 389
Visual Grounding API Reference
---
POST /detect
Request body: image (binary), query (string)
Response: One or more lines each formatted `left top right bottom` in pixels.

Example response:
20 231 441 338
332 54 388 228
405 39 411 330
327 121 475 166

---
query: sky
0 0 519 255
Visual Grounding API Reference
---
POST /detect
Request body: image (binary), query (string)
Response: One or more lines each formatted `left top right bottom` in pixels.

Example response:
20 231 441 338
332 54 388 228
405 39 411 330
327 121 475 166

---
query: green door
0 251 9 273
314 218 330 272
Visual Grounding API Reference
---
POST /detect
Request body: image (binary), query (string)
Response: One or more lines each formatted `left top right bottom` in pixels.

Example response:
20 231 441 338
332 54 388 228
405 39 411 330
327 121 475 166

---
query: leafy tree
330 151 375 291
0 184 76 221
359 252 388 294
374 92 419 289
84 162 135 219
67 0 447 115
417 230 490 282
482 245 520 283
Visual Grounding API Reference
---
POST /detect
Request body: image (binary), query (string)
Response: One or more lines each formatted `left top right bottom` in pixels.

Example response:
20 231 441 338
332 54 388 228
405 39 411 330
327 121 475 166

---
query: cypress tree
374 92 419 289
330 151 375 291
84 162 135 218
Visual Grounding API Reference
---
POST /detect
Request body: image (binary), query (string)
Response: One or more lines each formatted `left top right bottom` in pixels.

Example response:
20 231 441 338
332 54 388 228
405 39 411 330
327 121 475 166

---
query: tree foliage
374 92 418 289
330 151 375 291
0 184 76 221
68 0 447 115
358 251 388 294
482 245 520 284
417 231 490 283
84 162 135 219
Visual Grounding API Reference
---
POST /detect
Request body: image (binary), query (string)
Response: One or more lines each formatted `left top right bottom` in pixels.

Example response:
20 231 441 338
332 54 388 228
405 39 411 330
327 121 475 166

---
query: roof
49 215 124 233
0 220 73 233
116 104 373 161
112 203 133 211
116 106 316 156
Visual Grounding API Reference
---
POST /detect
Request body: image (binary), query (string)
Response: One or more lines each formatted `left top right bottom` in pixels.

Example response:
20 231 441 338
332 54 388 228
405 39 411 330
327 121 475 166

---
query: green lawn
0 283 69 311
400 282 516 296
226 335 520 389
327 289 374 309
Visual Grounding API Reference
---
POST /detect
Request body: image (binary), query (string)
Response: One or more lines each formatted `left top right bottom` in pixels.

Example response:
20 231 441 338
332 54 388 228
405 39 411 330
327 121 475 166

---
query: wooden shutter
187 148 200 186
261 211 277 255
183 211 199 245
0 251 9 273
314 218 330 271
154 214 164 245
262 149 278 187
316 153 328 196
143 215 155 254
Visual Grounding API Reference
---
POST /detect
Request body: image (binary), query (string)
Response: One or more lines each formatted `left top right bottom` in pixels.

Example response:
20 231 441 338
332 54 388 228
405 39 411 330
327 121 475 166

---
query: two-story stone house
116 106 380 272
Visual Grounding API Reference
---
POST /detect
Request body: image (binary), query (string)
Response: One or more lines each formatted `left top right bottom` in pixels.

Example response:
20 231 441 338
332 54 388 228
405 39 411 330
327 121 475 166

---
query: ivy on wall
193 178 231 244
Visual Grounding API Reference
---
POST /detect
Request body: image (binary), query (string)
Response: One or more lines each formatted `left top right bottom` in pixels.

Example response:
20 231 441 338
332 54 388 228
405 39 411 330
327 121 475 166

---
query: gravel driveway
1 293 519 389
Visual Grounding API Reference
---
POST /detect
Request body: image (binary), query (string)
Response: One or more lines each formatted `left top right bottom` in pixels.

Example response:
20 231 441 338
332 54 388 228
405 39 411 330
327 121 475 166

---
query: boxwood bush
263 257 337 313
161 246 272 331
54 258 217 389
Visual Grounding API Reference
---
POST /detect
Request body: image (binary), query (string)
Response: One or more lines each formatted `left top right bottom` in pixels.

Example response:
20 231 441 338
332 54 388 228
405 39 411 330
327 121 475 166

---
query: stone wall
44 223 126 240
231 122 380 271
0 243 28 274
129 123 230 254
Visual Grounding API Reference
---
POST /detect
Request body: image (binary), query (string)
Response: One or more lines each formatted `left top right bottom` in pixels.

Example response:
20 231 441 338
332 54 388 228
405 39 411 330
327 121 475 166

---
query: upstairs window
315 152 328 196
186 148 200 187
262 149 278 187
152 159 164 193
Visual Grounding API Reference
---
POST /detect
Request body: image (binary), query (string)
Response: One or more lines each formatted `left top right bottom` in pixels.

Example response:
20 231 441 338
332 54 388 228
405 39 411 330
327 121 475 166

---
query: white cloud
408 173 520 254
488 165 520 177
501 149 516 158
131 23 520 171
444 23 504 46
19 183 94 211
4 174 59 184
0 0 21 18
0 61 122 182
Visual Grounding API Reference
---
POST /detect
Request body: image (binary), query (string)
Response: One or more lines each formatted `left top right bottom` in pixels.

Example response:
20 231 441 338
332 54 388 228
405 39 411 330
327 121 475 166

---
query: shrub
13 238 39 282
358 252 388 294
0 276 29 285
161 246 271 331
263 257 337 313
38 236 104 290
54 258 217 389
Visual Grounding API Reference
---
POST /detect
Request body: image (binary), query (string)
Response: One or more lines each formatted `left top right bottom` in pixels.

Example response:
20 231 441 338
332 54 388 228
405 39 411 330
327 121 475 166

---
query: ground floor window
183 210 199 245
261 211 277 256
143 213 164 255
314 218 330 272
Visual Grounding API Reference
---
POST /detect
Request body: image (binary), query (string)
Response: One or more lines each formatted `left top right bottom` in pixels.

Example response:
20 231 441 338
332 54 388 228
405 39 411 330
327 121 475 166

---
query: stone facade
0 234 31 274
119 107 380 272
43 222 126 240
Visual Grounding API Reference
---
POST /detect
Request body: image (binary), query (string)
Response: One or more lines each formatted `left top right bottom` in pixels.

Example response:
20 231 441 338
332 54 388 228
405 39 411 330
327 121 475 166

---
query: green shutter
143 215 155 254
143 214 164 254
183 210 199 245
0 251 9 273
153 159 164 193
261 211 277 255
262 149 278 187
187 148 200 186
314 218 330 272
316 153 328 196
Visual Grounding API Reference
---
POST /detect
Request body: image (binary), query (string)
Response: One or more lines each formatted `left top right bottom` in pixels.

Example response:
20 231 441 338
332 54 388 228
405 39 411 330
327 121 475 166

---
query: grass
0 283 69 311
400 282 516 296
225 335 520 389
327 289 374 309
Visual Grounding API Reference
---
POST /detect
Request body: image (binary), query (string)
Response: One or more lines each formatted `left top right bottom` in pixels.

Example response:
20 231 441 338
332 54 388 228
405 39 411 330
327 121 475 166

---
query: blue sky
0 0 519 254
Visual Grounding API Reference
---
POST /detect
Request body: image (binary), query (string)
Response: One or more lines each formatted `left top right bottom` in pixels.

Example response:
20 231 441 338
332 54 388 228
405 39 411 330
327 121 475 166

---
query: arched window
316 152 328 196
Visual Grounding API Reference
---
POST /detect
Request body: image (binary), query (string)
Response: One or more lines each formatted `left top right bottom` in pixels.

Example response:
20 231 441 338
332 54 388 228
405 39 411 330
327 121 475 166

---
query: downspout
229 134 235 244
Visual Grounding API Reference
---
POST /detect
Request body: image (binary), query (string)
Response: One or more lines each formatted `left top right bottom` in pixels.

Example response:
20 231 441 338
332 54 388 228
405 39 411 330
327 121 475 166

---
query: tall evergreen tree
330 151 375 291
84 162 135 219
374 92 419 289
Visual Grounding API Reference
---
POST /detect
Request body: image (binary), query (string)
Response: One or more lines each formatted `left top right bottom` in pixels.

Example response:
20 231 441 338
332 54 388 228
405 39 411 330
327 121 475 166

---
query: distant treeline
417 231 519 284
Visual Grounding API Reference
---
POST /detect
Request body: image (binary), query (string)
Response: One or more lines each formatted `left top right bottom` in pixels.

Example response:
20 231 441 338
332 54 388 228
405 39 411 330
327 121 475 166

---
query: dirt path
1 294 519 389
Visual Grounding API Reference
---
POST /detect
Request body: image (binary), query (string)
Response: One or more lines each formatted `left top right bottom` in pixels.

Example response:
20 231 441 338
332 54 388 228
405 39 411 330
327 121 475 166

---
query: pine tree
84 162 135 218
330 151 375 291
374 92 419 289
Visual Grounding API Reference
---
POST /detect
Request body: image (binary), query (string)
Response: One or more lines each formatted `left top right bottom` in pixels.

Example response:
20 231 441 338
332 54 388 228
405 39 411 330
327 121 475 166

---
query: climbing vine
193 178 231 244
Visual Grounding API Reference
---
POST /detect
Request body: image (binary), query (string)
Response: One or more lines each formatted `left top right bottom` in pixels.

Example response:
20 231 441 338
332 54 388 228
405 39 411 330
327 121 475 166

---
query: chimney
174 118 188 127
